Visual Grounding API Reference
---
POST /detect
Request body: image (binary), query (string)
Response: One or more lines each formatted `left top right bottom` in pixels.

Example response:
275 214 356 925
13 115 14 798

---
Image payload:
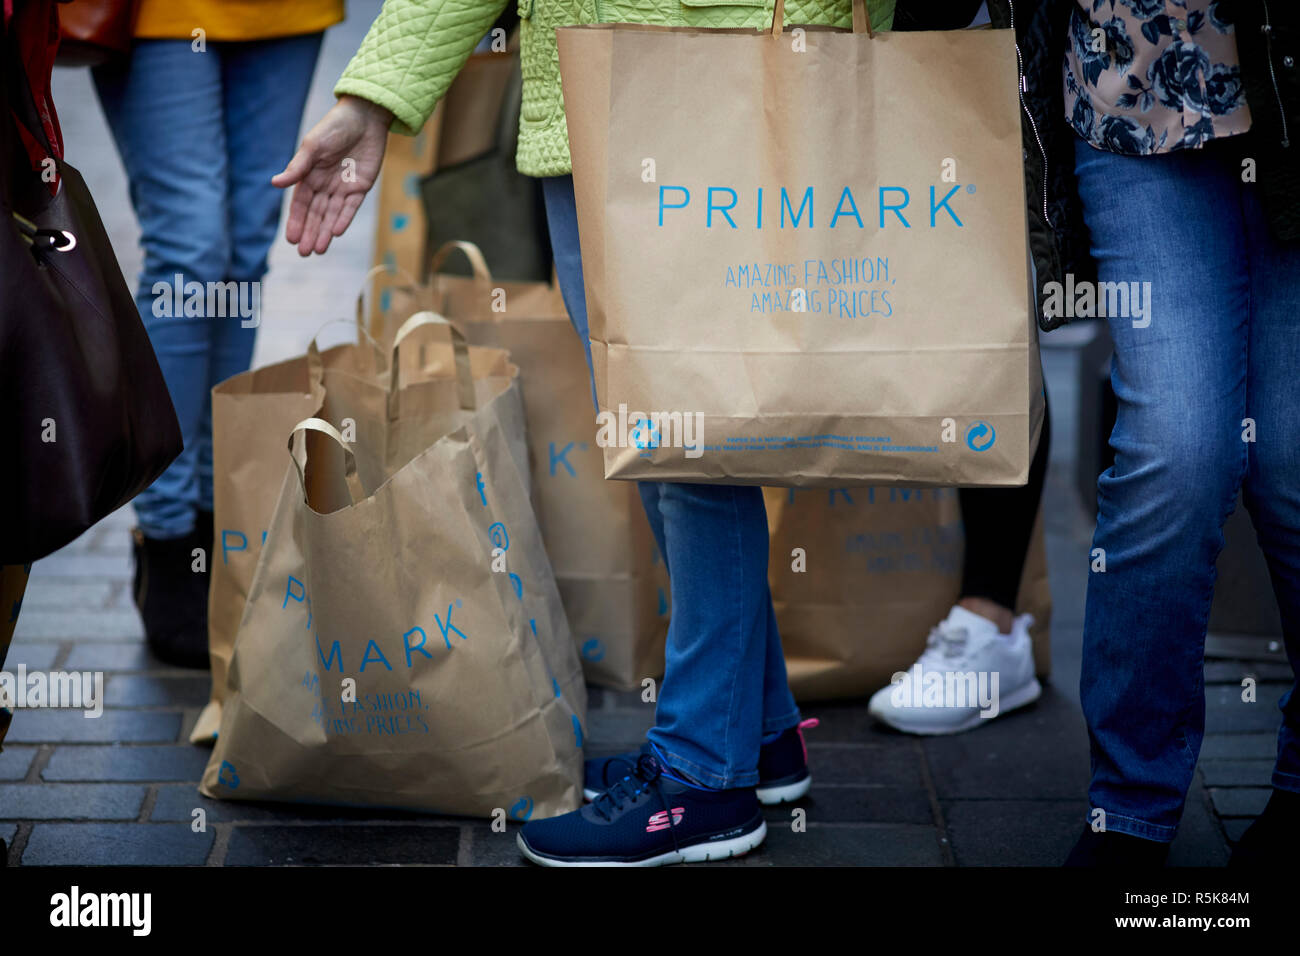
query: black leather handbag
1 24 181 564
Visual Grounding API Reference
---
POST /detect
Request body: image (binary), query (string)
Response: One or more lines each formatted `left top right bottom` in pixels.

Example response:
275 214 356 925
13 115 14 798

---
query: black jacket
896 0 1300 331
896 0 1090 332
1220 0 1300 241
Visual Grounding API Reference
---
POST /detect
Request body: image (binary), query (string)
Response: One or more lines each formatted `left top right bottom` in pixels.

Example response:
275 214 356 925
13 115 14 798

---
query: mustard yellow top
135 0 345 41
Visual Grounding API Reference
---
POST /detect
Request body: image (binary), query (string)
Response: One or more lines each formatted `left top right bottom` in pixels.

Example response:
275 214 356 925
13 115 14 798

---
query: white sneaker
867 605 1041 735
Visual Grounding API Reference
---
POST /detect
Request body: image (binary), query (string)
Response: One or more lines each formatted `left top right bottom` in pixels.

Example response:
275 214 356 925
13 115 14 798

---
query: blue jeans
1075 134 1300 841
543 175 801 789
93 35 323 539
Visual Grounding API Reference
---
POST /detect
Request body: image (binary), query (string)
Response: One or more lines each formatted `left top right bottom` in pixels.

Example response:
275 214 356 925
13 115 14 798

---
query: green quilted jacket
335 0 896 177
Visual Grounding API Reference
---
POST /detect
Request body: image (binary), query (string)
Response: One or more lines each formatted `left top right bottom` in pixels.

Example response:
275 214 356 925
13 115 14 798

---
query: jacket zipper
1006 0 1054 229
1260 0 1290 148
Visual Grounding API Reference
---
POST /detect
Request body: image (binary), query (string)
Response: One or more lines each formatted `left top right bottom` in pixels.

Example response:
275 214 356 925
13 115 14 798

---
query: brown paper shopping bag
193 323 385 744
430 241 668 689
767 485 1052 700
202 316 585 819
558 2 1043 487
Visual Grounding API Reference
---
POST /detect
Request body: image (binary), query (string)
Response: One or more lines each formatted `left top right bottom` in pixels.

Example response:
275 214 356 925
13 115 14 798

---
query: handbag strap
770 0 872 38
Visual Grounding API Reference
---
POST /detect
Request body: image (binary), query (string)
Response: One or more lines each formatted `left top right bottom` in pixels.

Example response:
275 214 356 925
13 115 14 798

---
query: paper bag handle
428 239 494 285
355 263 426 340
771 0 872 37
305 316 386 384
388 310 476 420
287 417 366 505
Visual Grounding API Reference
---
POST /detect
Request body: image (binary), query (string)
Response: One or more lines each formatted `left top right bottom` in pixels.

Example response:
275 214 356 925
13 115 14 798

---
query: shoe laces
591 753 682 853
918 622 972 666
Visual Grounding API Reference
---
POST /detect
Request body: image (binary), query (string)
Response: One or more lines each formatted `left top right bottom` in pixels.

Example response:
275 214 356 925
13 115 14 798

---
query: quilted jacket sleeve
334 0 510 135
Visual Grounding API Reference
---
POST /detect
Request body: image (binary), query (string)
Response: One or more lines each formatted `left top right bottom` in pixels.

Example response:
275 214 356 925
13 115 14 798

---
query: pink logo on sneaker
646 808 684 832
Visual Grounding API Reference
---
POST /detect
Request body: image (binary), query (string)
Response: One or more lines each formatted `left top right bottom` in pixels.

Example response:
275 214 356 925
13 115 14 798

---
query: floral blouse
1064 0 1253 154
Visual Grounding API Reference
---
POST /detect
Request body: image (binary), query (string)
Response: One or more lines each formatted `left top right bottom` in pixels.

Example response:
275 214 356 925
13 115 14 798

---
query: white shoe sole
871 678 1043 736
517 821 767 867
756 775 811 805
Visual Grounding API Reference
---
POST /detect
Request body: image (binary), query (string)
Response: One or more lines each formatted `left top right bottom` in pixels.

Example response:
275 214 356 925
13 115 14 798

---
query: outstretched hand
273 95 393 256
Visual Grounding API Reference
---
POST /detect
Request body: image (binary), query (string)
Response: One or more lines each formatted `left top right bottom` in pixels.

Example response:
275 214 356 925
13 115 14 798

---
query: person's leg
93 41 228 667
1226 142 1300 867
543 174 796 787
1234 151 1300 804
866 390 1050 736
522 175 771 865
200 33 324 510
92 41 229 540
1073 136 1249 849
641 481 779 788
958 387 1052 626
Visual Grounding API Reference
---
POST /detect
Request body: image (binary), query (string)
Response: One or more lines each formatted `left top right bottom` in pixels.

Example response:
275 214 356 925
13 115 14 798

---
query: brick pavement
2 2 1290 867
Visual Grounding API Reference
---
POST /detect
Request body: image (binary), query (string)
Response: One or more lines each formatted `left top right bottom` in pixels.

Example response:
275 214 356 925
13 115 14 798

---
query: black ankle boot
132 523 211 669
1063 826 1170 868
1229 788 1300 869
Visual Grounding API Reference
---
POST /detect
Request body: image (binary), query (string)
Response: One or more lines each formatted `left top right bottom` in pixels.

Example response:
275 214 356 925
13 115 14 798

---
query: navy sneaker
518 753 766 866
583 718 818 806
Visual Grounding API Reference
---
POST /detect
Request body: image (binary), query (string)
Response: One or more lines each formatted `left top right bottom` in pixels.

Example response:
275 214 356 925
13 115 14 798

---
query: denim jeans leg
93 41 229 539
543 174 786 788
1074 137 1250 841
196 34 324 508
1235 172 1300 795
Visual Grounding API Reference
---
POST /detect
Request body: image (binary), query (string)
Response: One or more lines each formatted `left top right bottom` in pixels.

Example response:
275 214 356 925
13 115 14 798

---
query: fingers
272 142 315 189
297 186 331 257
332 193 366 239
283 181 313 246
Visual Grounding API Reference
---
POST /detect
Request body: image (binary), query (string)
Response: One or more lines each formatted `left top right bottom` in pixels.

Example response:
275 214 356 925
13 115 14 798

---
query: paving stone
4 710 181 744
0 823 14 848
1198 759 1276 788
0 746 36 781
85 526 134 555
1208 787 1271 818
466 824 527 867
807 743 925 788
104 675 210 708
800 701 886 743
150 784 431 824
1204 683 1288 733
1168 787 1231 867
920 690 1090 799
43 745 210 782
1205 661 1294 684
713 823 944 867
19 580 114 610
223 824 459 865
1200 733 1278 760
23 823 212 865
64 643 159 672
24 556 130 580
11 610 142 641
762 785 932 825
1222 818 1252 843
0 783 145 820
943 800 1086 866
1 643 60 671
